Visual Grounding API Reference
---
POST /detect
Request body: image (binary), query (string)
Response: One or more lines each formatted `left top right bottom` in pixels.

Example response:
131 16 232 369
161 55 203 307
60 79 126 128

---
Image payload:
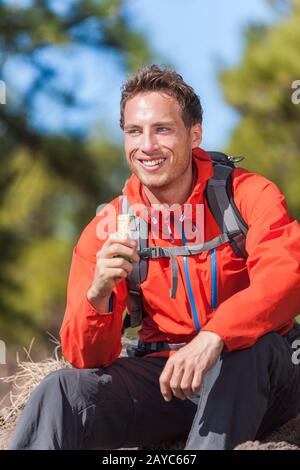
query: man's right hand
86 233 139 313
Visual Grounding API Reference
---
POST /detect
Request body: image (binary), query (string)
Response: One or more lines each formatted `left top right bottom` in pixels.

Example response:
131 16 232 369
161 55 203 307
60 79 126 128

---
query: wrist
198 330 224 349
86 287 111 314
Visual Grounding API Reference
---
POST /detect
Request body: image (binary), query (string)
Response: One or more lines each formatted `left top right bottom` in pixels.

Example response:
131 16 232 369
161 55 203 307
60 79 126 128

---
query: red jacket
60 148 300 368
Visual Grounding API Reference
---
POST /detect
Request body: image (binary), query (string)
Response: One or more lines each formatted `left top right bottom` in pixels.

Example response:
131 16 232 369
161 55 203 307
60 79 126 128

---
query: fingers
108 232 137 250
89 234 139 301
159 361 174 402
179 366 195 399
168 361 187 400
99 234 139 263
191 369 204 395
104 266 131 281
91 256 134 297
160 357 205 401
101 257 134 276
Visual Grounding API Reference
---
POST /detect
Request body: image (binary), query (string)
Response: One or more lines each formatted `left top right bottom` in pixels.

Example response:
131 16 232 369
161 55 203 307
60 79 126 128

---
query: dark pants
8 325 300 450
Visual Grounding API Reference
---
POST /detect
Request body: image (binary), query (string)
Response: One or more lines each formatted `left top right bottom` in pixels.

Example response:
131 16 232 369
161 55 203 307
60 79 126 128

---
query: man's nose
140 132 158 153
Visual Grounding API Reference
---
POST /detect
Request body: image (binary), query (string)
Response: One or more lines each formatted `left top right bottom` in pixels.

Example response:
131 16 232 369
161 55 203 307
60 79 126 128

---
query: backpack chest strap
139 232 232 298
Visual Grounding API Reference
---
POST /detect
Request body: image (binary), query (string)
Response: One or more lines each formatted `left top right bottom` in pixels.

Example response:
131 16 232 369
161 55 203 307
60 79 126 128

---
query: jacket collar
122 148 213 241
123 147 213 210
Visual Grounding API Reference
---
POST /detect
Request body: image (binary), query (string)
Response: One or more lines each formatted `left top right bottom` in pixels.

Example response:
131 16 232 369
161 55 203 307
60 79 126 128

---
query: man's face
123 91 202 190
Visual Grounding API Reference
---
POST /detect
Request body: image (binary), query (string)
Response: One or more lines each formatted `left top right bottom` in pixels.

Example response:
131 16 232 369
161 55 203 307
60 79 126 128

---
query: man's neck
142 165 195 208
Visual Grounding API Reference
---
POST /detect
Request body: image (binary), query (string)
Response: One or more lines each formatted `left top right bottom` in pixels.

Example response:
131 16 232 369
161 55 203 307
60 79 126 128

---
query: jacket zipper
210 248 218 309
182 228 201 332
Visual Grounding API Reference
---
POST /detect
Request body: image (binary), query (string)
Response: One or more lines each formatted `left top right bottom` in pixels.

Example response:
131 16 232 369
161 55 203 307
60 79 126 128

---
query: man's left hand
159 331 224 401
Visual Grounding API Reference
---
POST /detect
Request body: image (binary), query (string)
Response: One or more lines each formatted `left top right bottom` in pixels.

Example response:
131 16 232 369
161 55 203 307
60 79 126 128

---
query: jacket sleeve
202 169 300 351
60 208 127 368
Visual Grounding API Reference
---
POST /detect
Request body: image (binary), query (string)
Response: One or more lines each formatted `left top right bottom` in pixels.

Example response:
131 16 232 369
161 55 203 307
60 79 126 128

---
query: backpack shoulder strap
122 150 249 329
205 151 248 259
120 195 148 329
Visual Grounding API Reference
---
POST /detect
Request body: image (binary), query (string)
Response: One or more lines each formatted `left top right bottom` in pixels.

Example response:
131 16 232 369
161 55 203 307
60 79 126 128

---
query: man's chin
132 169 165 186
139 177 169 190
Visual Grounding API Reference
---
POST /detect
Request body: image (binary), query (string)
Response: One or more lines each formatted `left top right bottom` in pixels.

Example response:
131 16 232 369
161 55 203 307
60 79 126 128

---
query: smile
138 158 166 171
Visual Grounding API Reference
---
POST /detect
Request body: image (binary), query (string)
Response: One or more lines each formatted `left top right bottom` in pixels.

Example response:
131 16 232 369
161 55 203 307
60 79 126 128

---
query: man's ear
191 124 202 149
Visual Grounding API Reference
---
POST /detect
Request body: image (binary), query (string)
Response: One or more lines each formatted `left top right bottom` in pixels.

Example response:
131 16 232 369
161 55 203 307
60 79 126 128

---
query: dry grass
0 337 71 450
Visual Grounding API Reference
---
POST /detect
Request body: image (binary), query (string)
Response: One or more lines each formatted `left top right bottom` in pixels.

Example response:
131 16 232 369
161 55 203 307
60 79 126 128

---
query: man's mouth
137 158 166 171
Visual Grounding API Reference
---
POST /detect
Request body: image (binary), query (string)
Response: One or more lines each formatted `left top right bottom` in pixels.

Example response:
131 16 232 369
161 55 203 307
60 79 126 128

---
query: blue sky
124 0 278 149
7 0 280 150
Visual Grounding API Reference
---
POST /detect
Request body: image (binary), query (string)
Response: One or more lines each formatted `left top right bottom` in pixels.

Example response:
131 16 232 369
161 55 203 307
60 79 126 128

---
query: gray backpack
121 151 249 331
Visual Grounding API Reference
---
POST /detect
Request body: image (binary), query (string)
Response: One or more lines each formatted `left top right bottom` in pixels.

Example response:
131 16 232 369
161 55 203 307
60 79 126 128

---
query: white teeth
142 159 165 167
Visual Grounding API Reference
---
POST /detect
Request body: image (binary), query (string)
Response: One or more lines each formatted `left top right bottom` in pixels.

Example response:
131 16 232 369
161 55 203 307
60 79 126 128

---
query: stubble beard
127 150 193 193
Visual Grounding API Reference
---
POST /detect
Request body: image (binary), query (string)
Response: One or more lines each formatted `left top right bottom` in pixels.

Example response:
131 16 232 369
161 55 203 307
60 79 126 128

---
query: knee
255 331 281 348
28 368 77 404
31 367 110 411
43 367 76 387
227 332 281 360
250 331 288 364
221 333 277 376
42 367 109 409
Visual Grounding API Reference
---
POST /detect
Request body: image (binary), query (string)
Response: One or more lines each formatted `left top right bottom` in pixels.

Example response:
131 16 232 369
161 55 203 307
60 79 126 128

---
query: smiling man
8 65 300 450
123 90 200 206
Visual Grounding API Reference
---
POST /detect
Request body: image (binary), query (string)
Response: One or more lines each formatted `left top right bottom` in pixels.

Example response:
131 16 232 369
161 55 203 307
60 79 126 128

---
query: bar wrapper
116 214 135 263
117 214 134 237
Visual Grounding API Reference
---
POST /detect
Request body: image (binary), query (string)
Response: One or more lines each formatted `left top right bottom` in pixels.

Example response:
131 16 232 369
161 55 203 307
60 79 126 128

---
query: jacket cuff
86 293 114 316
201 322 231 352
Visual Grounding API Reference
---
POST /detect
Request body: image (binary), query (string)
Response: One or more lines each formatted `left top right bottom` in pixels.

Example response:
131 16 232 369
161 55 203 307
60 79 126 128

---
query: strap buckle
227 155 245 163
128 289 141 296
227 229 242 239
139 246 165 259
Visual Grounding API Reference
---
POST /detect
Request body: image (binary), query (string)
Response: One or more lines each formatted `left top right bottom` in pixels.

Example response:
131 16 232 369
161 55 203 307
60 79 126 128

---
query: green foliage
0 0 153 352
220 0 300 220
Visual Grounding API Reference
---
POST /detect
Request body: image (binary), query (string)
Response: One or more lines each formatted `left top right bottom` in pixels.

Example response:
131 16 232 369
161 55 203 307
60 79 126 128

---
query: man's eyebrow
153 121 175 127
124 123 141 130
124 121 175 129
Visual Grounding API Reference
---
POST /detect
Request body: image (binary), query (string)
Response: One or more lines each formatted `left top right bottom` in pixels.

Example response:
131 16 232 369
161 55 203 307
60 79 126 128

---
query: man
9 65 300 450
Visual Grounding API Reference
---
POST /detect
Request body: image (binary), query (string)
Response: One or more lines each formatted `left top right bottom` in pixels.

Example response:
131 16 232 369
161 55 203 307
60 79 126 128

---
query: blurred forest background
0 0 299 373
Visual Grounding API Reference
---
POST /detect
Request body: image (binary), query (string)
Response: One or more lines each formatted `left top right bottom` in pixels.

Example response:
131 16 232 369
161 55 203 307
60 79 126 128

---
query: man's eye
128 129 141 135
157 127 169 132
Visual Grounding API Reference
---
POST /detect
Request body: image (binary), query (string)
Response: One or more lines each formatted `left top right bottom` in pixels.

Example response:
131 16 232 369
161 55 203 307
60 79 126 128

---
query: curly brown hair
120 64 203 129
